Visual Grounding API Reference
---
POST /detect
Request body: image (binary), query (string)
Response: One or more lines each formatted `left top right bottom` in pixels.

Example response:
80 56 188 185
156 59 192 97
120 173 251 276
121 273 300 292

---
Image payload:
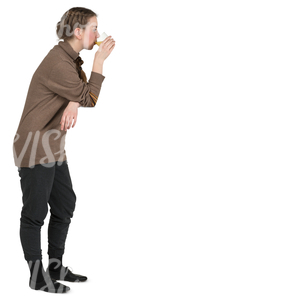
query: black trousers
18 160 76 262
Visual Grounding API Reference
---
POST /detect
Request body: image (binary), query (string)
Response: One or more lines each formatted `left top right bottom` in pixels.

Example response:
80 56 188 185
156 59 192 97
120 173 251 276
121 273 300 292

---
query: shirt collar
58 40 79 60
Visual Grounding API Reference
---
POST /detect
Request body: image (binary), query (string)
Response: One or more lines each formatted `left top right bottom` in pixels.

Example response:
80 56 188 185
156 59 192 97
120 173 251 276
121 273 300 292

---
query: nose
97 31 100 38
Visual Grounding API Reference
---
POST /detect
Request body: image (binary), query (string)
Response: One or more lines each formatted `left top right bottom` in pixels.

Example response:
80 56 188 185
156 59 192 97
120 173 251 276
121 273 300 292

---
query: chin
83 43 94 50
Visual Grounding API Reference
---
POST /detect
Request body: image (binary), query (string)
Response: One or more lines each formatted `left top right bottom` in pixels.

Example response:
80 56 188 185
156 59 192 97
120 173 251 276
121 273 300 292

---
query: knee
69 194 76 218
20 213 47 228
20 197 49 227
49 193 76 221
49 213 72 225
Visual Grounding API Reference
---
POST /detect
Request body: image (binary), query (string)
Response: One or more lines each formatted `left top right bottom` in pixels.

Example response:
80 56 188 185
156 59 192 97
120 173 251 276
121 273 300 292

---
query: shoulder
35 45 75 77
48 45 75 67
47 47 77 77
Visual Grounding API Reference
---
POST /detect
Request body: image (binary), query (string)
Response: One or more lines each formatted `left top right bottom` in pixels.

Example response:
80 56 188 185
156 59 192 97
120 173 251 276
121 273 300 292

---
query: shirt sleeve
47 61 105 107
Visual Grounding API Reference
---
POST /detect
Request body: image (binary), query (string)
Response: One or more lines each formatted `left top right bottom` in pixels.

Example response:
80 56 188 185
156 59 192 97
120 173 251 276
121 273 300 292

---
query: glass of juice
95 32 109 46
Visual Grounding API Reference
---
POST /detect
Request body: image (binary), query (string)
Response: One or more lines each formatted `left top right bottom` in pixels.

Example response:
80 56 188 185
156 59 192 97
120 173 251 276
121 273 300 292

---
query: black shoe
47 266 88 282
29 276 70 293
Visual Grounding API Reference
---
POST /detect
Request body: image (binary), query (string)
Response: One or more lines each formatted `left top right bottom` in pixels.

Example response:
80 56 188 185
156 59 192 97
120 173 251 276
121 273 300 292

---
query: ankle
48 256 63 272
27 259 45 283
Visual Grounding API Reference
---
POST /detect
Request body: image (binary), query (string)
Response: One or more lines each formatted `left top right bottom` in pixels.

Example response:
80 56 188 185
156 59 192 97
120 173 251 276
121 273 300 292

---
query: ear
74 27 83 40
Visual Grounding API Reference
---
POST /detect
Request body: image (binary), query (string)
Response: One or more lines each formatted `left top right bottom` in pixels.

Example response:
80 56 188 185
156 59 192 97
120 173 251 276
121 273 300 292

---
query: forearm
92 53 104 75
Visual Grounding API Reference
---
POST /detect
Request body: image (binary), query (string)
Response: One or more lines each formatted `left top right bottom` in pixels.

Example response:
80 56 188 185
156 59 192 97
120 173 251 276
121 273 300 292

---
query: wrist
68 101 80 107
94 53 104 64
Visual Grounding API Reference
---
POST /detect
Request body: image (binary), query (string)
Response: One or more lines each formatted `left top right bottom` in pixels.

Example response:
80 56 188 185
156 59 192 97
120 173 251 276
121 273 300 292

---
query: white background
1 0 299 299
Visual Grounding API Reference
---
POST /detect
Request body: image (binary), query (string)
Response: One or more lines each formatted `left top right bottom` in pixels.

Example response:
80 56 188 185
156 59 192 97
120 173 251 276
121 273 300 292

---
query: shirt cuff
90 71 105 85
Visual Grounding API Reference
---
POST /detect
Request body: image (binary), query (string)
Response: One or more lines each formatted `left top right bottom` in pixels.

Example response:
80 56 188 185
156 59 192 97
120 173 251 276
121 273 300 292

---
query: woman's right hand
96 36 116 62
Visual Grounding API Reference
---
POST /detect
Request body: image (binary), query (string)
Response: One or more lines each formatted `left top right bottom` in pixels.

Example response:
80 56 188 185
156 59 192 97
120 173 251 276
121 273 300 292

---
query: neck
66 39 83 54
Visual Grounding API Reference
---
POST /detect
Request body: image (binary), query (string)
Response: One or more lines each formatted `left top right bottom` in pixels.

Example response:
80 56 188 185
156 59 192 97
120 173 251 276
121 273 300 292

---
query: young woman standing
13 7 115 293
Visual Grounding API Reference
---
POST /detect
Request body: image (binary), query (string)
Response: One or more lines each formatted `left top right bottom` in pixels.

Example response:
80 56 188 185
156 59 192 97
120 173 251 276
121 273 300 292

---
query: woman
12 7 115 293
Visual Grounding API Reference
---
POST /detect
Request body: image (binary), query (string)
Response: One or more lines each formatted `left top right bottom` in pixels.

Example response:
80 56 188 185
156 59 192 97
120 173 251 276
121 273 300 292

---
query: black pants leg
47 161 76 259
18 160 76 262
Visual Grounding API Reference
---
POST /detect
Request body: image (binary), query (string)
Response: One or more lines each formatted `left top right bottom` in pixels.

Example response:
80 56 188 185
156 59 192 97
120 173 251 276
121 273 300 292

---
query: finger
103 37 114 46
72 116 77 128
104 40 115 50
67 118 72 129
106 39 115 46
109 43 116 51
103 36 112 43
64 118 70 131
99 39 114 52
68 118 72 130
60 116 66 130
100 37 111 47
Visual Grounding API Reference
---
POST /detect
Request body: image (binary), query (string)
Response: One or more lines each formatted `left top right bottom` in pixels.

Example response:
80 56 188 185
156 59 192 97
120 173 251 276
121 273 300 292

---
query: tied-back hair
56 7 97 83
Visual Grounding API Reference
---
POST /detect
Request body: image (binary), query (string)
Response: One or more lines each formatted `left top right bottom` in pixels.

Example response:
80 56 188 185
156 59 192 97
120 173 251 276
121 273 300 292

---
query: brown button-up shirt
13 40 105 168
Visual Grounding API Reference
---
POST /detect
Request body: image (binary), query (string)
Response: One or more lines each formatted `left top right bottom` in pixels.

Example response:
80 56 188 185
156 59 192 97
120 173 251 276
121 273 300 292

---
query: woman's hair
56 7 97 41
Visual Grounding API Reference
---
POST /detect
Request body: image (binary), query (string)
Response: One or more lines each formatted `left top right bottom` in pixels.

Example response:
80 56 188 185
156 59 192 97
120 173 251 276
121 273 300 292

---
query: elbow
79 92 98 107
89 92 98 107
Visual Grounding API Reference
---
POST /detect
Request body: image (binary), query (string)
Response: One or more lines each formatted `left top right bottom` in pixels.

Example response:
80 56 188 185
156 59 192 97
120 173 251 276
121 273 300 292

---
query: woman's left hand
60 102 80 131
